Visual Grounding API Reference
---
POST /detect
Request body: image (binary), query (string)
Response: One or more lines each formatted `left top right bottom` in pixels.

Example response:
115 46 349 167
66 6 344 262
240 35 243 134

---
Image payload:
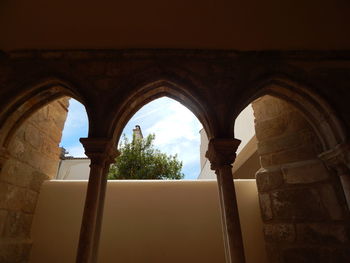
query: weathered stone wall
0 98 69 263
253 95 350 263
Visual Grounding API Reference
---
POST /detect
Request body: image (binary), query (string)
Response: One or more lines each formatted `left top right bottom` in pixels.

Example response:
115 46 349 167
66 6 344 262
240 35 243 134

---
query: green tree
108 133 184 179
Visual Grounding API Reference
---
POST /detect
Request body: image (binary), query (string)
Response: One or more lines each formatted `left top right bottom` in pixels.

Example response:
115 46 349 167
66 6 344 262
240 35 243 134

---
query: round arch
109 79 213 145
0 77 90 148
232 76 347 153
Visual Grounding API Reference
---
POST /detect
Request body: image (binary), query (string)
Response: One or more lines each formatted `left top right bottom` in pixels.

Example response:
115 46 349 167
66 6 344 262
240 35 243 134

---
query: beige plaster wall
0 98 69 263
232 137 260 180
30 180 267 263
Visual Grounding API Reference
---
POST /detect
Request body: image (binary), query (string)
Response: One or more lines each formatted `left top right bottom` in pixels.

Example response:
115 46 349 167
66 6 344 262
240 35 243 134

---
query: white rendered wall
234 104 255 154
198 104 256 179
30 180 267 263
198 159 216 179
56 159 90 180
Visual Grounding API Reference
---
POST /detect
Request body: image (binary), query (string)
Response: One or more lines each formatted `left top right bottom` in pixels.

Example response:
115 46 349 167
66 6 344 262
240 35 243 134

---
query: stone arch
109 79 213 144
234 76 347 152
232 76 350 263
0 77 91 262
0 77 90 149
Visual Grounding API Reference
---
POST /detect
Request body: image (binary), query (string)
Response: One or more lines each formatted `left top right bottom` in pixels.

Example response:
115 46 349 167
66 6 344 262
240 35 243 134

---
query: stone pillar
76 138 119 263
0 98 69 263
320 143 350 210
253 96 350 263
206 138 246 263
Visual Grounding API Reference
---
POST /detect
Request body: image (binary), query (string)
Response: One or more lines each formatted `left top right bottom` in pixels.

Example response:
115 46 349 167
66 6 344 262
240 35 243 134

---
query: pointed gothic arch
0 77 90 148
109 79 213 145
232 76 347 153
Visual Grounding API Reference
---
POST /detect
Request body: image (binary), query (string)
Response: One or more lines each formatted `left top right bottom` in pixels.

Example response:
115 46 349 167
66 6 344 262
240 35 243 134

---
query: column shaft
216 165 246 263
205 138 246 263
91 165 110 263
76 162 105 263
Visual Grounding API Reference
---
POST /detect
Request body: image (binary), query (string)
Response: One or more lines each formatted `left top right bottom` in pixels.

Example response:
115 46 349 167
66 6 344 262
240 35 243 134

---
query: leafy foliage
108 134 184 180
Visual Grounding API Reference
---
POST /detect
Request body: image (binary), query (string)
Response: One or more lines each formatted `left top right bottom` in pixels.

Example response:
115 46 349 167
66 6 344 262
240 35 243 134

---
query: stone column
76 138 119 263
206 138 246 263
91 164 114 263
253 96 350 262
320 143 350 210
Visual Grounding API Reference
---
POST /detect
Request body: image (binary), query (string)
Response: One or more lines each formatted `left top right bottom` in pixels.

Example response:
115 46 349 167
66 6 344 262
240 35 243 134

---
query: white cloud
65 144 86 157
123 97 202 179
145 101 201 146
133 108 161 121
61 97 203 179
60 97 256 180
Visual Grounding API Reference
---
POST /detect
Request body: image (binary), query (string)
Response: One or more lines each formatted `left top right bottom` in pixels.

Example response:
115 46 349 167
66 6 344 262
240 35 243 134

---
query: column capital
319 143 350 174
80 137 120 167
205 138 241 171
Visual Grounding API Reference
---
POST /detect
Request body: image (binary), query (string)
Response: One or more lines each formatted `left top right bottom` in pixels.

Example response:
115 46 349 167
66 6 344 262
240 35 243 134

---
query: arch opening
0 79 88 149
109 80 213 145
111 96 203 180
247 78 347 152
231 93 349 263
0 81 89 262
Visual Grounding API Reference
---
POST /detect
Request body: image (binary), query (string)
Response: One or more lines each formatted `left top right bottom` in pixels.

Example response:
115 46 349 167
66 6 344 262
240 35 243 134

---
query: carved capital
205 138 241 171
80 138 120 167
319 143 350 175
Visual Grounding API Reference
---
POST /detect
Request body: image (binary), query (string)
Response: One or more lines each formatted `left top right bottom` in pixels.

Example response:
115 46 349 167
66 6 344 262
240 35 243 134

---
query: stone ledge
282 159 329 184
256 167 284 192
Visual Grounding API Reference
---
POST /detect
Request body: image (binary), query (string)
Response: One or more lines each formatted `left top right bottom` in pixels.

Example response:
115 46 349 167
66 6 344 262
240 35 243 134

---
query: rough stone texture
0 98 69 263
256 167 284 192
0 210 7 234
318 184 344 220
282 160 329 184
0 240 32 263
260 143 322 167
264 224 296 242
258 193 273 220
3 211 33 238
0 50 349 262
265 244 282 263
296 223 350 244
253 95 350 263
271 188 326 220
282 247 327 263
329 248 350 263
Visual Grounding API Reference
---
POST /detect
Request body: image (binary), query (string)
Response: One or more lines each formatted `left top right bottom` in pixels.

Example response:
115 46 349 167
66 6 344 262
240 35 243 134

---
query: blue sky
60 97 203 179
60 97 255 180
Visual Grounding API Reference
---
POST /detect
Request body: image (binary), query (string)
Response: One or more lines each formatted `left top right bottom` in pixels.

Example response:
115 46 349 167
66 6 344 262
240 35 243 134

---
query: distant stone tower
133 125 143 139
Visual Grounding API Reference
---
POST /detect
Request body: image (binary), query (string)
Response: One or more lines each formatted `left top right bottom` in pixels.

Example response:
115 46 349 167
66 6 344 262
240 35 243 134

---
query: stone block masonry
0 97 69 263
253 96 350 263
